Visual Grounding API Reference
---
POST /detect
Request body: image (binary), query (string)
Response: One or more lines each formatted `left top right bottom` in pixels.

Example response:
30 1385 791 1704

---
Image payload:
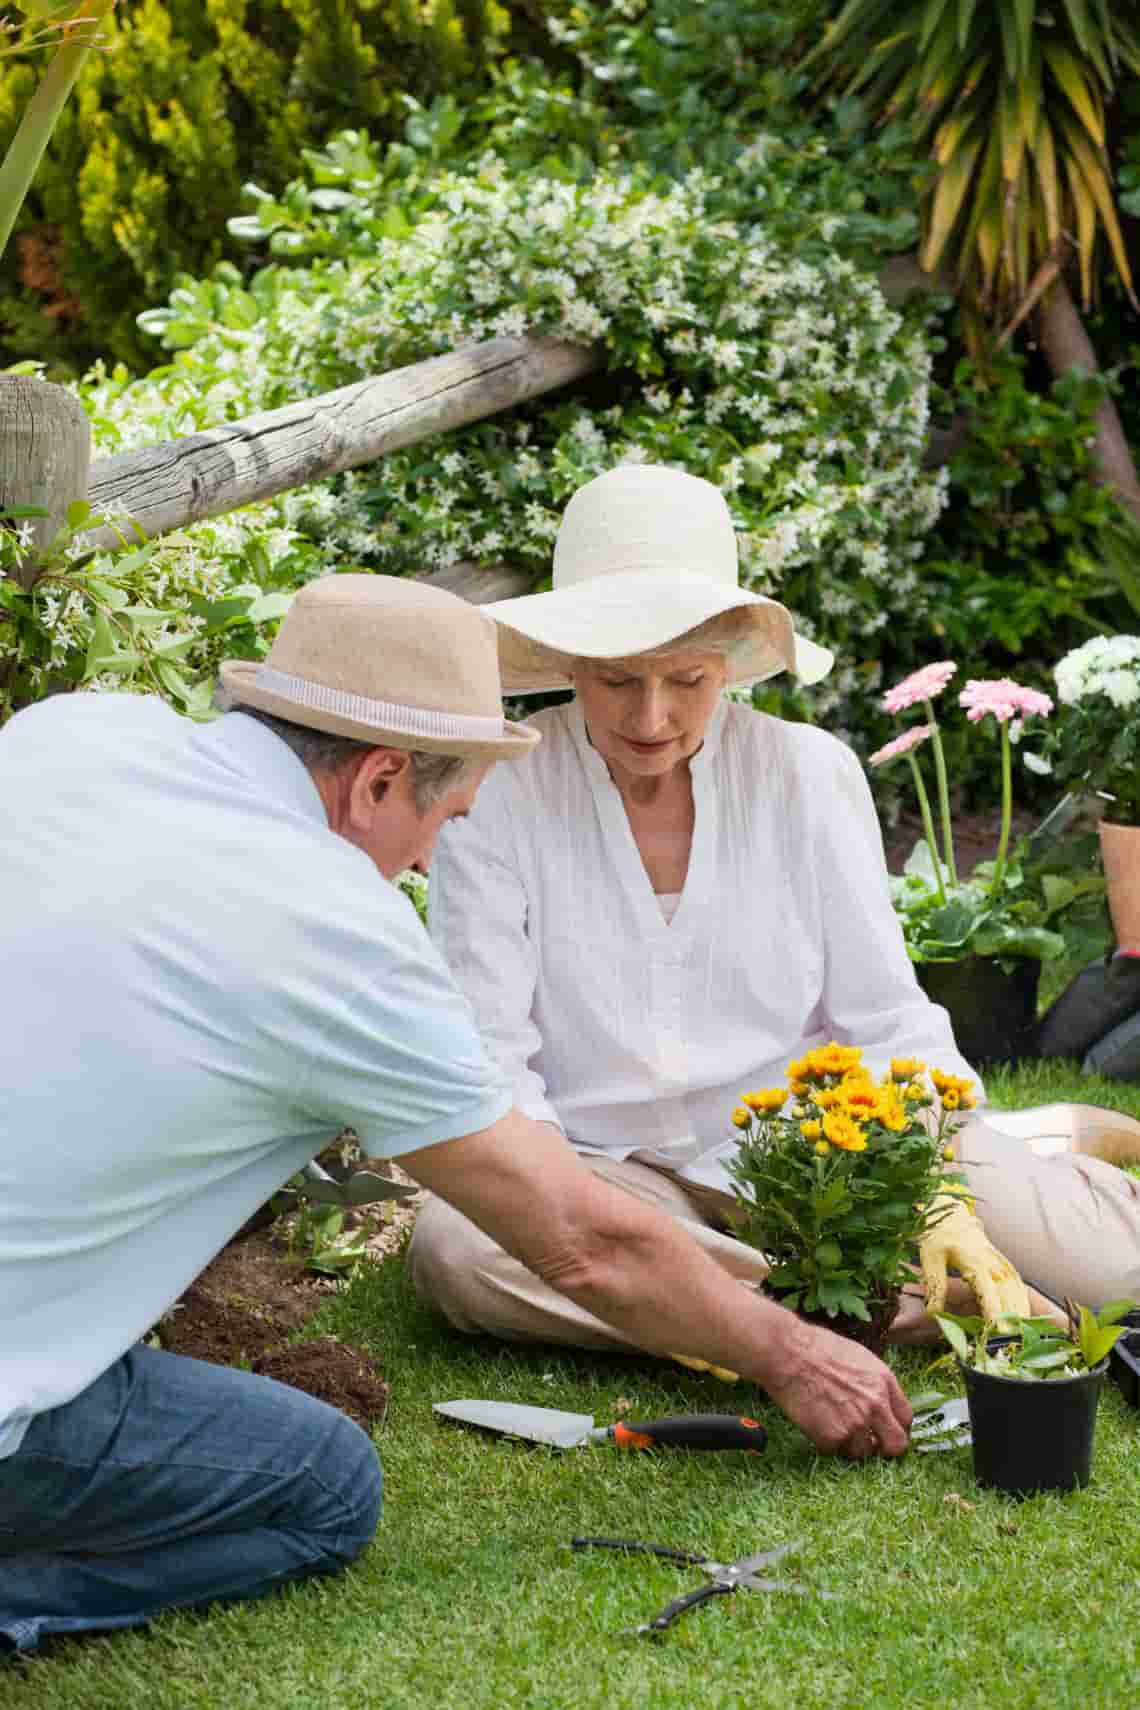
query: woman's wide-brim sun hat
485 464 834 694
220 573 539 760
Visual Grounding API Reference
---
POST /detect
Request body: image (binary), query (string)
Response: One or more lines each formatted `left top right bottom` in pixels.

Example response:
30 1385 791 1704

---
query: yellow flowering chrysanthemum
742 1088 788 1114
788 1078 810 1098
890 1056 925 1081
731 1106 751 1129
814 1088 842 1110
822 1110 868 1153
903 1081 928 1104
942 1089 960 1110
800 1120 822 1141
814 1140 831 1156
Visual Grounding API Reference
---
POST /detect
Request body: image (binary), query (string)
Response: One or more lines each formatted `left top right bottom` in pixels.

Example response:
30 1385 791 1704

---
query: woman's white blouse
430 698 978 1192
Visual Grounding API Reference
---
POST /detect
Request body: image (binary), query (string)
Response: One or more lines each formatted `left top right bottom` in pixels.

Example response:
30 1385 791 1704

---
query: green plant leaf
934 1314 972 1361
1096 1299 1138 1327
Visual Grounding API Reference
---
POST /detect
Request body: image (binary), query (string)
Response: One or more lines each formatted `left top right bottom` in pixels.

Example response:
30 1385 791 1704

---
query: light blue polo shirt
0 694 512 1458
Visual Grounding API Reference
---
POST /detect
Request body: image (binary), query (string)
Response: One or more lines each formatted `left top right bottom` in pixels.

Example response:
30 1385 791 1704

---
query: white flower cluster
1054 634 1140 709
19 136 946 737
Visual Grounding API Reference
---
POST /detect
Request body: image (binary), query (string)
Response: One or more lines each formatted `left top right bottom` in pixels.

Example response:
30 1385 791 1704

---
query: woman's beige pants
405 1111 1140 1352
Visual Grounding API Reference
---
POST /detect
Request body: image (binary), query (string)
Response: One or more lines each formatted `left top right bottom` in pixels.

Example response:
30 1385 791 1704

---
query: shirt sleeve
430 781 565 1132
806 735 984 1097
295 901 513 1158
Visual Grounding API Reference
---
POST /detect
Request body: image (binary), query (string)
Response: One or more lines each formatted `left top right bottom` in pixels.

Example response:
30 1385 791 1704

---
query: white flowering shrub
1045 636 1140 824
56 138 944 740
0 69 947 755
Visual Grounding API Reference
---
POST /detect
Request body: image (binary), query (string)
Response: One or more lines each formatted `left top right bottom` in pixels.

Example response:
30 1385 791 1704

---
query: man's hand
402 1109 911 1458
759 1316 913 1459
919 1191 1031 1322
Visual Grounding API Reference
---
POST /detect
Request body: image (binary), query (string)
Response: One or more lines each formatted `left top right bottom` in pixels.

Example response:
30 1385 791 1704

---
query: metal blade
713 1541 801 1582
433 1399 594 1449
911 1397 971 1452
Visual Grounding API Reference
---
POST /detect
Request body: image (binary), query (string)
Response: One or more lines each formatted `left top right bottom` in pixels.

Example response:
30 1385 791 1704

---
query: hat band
254 665 505 741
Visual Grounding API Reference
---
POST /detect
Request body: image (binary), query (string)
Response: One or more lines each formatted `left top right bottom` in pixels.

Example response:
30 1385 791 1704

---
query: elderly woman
408 465 1140 1353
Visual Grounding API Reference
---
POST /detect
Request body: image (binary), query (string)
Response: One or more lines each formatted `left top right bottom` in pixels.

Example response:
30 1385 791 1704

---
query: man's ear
347 747 413 830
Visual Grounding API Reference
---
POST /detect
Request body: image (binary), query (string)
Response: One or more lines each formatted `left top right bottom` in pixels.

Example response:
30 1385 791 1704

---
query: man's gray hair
225 702 469 811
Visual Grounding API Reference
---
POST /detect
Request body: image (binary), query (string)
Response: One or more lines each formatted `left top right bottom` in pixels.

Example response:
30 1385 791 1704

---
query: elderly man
0 574 910 1655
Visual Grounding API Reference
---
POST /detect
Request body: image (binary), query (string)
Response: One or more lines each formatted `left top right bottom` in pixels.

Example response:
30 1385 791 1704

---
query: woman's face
573 648 728 781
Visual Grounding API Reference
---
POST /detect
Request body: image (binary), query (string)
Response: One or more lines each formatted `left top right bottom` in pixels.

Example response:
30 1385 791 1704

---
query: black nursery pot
960 1339 1107 1497
917 955 1040 1068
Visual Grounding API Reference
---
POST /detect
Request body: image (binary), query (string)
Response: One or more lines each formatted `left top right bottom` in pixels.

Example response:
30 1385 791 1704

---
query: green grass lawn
8 1065 1140 1709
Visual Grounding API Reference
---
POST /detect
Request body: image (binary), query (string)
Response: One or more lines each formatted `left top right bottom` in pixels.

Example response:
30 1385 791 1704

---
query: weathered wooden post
0 374 90 589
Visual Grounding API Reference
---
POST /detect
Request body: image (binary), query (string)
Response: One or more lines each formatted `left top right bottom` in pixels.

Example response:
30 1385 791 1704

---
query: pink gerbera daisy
868 725 933 768
959 679 1054 724
881 661 958 715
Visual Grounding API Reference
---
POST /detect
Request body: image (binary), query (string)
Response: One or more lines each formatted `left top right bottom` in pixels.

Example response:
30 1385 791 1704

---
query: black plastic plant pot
917 955 1041 1068
1111 1331 1140 1409
960 1338 1108 1496
1109 1312 1140 1410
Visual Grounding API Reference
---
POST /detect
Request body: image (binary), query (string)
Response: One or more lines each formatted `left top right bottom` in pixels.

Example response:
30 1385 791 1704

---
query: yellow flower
789 1042 864 1084
731 1106 751 1129
878 1086 910 1133
788 1078 810 1098
890 1056 925 1081
931 1069 975 1111
814 1140 831 1156
903 1081 928 1104
943 1145 956 1161
742 1088 788 1114
840 1083 884 1122
800 1120 822 1141
822 1110 868 1153
814 1088 842 1110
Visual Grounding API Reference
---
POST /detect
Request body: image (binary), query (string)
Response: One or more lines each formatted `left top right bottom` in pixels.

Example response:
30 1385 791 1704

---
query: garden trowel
278 1159 419 1209
433 1399 767 1452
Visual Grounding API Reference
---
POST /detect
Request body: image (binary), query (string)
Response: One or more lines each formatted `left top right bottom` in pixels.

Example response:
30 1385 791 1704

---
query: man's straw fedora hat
221 573 540 760
486 464 834 694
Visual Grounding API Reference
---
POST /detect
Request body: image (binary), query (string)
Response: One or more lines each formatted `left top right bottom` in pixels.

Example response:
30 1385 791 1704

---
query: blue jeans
0 1345 383 1652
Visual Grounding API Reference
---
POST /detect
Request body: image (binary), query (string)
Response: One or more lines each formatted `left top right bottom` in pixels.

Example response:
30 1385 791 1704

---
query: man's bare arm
399 1108 912 1458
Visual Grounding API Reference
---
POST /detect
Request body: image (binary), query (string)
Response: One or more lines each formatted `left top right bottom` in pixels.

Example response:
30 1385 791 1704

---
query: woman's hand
886 1272 1068 1346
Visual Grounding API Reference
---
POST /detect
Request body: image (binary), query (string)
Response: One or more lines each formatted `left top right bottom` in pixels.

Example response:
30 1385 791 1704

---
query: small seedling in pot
934 1297 1135 1379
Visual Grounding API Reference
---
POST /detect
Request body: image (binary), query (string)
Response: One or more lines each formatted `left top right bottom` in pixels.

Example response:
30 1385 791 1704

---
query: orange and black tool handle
588 1414 766 1452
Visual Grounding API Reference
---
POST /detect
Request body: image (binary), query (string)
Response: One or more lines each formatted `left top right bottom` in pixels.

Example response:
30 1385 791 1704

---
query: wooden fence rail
84 335 601 565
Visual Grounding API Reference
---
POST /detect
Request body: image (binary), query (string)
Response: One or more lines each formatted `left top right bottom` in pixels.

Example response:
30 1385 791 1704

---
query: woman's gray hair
221 700 469 811
575 609 757 673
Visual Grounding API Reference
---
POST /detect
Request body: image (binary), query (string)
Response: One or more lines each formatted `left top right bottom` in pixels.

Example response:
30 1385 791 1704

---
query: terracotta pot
916 954 1040 1068
1099 819 1140 952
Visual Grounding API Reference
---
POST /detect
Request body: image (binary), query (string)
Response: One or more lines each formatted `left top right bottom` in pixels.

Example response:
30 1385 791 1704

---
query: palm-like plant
806 0 1140 520
808 0 1140 318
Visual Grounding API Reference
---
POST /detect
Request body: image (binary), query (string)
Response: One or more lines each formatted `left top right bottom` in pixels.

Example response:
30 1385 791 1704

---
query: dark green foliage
0 0 535 371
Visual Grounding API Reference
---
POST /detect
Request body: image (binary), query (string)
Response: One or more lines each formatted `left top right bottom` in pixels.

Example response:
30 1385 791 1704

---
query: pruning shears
571 1536 837 1636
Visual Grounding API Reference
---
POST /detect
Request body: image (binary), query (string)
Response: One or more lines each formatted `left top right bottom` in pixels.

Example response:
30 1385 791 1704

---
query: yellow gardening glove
918 1190 1031 1323
670 1352 740 1383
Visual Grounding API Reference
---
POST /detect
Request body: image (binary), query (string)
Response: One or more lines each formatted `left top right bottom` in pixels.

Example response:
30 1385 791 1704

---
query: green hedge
0 0 538 371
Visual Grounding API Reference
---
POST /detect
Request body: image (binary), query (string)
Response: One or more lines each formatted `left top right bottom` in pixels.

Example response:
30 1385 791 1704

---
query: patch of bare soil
882 807 1038 876
153 1227 391 1430
255 1339 390 1430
